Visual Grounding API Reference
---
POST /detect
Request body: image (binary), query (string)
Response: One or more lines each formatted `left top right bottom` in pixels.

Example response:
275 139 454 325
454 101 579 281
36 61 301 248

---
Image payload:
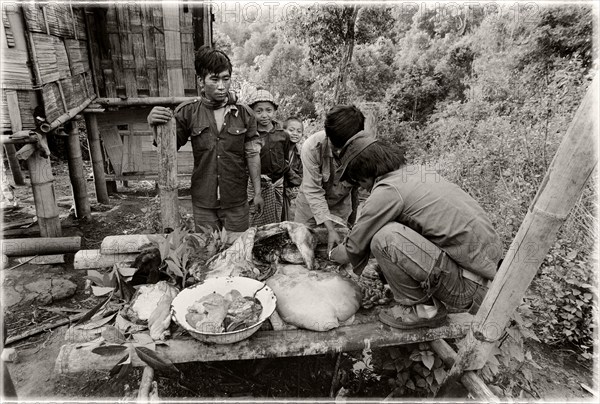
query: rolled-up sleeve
345 183 405 270
301 136 331 225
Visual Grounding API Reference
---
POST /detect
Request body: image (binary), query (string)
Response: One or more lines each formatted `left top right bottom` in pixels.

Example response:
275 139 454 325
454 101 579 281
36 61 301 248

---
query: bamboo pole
83 113 110 204
442 75 598 384
39 96 96 133
156 118 178 232
66 120 92 220
27 135 61 237
5 90 25 185
2 236 81 256
95 97 197 107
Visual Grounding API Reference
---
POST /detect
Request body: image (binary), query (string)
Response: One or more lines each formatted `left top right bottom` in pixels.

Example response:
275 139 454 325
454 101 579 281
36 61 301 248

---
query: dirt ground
1 160 597 401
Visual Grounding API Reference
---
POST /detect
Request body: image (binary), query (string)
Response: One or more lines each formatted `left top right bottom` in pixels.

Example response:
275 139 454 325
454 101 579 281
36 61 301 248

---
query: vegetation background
212 1 597 396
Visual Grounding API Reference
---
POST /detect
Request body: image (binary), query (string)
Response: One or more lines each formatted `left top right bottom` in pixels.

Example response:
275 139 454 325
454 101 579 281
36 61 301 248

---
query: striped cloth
248 176 283 226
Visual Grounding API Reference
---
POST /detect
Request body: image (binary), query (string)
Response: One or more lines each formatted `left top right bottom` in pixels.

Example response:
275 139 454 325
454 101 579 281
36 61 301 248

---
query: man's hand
329 243 349 265
253 194 264 217
326 228 342 252
147 106 173 126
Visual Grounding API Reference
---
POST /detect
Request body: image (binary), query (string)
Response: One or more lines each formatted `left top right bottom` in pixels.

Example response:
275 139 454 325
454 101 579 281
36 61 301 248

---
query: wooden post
66 119 92 220
5 90 25 185
27 135 61 237
441 75 598 384
156 118 178 231
2 145 25 186
83 113 110 204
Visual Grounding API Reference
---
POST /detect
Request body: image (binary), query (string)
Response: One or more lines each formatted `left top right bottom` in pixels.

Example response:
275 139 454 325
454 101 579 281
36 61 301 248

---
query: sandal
379 301 448 330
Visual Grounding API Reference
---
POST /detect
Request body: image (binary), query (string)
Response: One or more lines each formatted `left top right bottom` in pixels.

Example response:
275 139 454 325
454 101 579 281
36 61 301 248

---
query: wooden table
54 311 474 374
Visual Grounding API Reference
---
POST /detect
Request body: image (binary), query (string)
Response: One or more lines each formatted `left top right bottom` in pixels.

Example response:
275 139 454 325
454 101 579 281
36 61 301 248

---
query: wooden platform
54 312 473 374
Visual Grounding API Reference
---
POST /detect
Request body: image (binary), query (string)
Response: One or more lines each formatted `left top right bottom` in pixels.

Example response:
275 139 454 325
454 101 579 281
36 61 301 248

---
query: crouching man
328 133 503 329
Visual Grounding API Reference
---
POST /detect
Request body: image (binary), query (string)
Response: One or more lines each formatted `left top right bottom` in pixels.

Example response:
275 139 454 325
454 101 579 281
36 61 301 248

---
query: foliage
376 343 447 397
149 226 228 288
213 3 598 359
527 243 596 359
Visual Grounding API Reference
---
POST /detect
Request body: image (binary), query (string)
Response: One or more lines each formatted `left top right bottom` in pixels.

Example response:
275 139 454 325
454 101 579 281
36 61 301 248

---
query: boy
246 88 301 225
283 116 304 219
328 134 503 329
147 46 263 232
294 105 363 252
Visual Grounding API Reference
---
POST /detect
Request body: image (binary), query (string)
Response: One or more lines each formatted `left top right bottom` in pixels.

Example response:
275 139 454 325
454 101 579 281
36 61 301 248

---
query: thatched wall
86 3 209 98
20 3 95 124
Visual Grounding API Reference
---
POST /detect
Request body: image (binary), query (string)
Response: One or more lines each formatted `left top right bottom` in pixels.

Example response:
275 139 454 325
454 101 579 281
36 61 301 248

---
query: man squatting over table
328 130 503 329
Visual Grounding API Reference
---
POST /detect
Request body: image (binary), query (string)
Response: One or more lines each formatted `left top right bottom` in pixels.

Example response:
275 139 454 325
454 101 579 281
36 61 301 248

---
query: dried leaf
109 353 131 377
75 294 113 326
84 275 105 286
80 313 117 330
102 326 126 344
134 346 180 378
117 266 138 277
92 345 128 356
92 286 115 296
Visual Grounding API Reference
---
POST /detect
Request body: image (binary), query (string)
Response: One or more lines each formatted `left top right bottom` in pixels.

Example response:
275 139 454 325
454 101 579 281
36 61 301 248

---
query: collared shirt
295 130 355 225
174 99 260 209
345 165 503 279
257 120 297 184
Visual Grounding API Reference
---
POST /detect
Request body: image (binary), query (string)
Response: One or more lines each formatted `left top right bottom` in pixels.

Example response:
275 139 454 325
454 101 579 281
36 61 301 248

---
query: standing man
294 105 363 251
147 46 263 232
328 134 503 328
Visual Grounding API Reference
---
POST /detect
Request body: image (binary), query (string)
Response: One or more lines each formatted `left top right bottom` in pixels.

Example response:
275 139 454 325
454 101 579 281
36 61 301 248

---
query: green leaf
422 354 435 370
135 346 180 378
166 259 184 277
434 368 446 385
405 379 415 390
416 377 427 388
109 354 131 377
92 345 128 356
75 293 113 326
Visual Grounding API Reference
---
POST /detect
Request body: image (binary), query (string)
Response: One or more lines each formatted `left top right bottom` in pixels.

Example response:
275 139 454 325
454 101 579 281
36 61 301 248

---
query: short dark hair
324 105 365 148
195 45 232 78
283 116 303 129
344 141 406 184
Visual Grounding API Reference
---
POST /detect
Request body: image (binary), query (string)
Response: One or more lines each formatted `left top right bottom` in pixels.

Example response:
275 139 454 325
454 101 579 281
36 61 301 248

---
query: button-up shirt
295 130 355 225
345 165 503 279
257 120 299 186
174 100 259 209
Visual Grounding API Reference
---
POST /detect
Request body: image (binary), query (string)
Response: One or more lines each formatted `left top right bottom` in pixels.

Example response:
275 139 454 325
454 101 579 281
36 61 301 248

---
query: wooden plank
5 90 26 185
141 4 158 96
154 26 168 96
101 127 124 176
55 313 474 374
16 255 65 265
446 75 599 382
128 133 143 172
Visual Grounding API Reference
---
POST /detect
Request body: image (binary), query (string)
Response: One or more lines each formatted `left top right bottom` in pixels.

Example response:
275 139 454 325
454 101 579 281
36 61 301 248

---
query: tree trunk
333 6 360 104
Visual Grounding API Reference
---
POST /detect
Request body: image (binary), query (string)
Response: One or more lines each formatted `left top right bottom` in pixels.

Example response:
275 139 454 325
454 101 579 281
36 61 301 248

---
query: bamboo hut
1 1 214 235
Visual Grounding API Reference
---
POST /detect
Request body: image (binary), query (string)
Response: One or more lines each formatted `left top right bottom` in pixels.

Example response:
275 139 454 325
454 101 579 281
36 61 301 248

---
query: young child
283 116 304 220
247 88 301 225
